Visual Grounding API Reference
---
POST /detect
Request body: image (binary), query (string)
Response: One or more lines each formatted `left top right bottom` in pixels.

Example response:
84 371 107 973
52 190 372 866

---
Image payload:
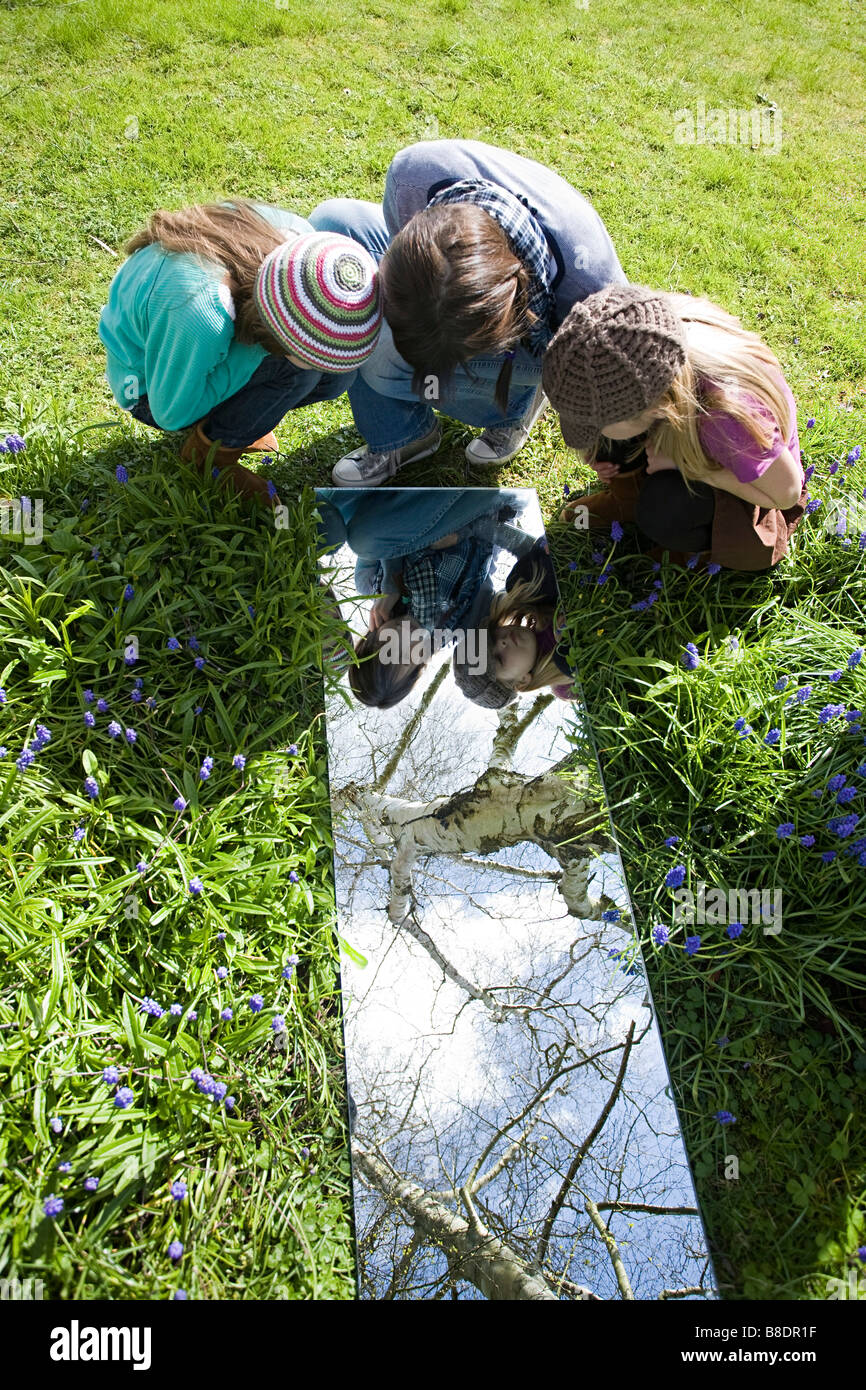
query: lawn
0 0 864 1301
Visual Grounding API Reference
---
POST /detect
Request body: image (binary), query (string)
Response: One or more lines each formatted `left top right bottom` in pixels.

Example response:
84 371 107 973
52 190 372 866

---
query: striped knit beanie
542 285 687 450
254 232 382 371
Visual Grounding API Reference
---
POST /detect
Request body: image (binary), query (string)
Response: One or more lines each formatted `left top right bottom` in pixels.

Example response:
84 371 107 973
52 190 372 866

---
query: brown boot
181 425 280 507
560 468 646 528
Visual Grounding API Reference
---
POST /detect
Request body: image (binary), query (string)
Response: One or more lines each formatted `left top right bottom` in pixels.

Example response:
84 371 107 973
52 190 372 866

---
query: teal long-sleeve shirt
98 204 309 431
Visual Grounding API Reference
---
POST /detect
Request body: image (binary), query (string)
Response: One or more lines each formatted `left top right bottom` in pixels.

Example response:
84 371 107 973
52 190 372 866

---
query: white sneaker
465 385 549 466
332 425 442 487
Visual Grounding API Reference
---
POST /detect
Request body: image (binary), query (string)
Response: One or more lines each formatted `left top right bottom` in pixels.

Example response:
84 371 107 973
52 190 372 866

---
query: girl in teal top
98 200 382 502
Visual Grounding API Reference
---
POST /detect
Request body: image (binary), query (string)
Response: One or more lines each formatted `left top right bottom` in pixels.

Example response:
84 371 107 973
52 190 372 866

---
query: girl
453 540 576 709
328 492 538 709
544 285 807 570
309 138 627 486
98 202 382 503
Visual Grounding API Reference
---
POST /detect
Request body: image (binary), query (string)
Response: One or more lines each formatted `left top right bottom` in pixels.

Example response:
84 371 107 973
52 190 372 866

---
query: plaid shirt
426 179 554 355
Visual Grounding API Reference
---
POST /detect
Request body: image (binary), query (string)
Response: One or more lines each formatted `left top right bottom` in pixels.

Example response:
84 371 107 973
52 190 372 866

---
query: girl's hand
645 444 679 474
593 459 621 482
369 594 398 630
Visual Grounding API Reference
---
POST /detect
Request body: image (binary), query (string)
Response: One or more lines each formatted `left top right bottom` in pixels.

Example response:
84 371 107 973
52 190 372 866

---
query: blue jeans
315 487 527 559
130 353 357 450
309 199 543 451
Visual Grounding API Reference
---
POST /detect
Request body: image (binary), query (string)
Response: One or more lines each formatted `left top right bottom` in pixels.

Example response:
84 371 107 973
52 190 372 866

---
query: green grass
0 0 864 1300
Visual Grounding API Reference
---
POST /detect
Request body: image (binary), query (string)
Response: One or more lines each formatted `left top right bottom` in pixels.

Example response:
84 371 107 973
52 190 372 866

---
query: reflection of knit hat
452 643 517 710
254 232 382 371
542 285 687 450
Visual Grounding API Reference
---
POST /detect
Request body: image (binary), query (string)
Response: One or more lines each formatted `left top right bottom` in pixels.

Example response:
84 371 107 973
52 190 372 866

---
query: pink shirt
697 374 802 486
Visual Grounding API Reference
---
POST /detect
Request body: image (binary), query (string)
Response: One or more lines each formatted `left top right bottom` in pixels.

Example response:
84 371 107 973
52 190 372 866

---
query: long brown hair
380 204 537 413
125 200 291 356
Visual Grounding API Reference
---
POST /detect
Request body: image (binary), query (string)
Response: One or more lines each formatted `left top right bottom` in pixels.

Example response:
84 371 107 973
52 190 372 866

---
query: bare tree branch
585 1197 635 1300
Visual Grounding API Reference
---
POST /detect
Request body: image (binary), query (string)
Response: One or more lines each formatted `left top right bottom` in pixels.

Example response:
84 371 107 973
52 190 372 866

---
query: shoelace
479 424 523 448
356 450 396 478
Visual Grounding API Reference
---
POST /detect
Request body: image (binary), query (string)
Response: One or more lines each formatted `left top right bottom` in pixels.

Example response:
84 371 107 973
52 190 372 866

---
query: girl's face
375 616 428 679
600 405 663 440
491 623 538 687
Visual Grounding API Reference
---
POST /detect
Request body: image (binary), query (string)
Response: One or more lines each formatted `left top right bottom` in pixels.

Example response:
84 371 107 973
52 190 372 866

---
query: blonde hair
585 293 794 485
125 200 291 356
485 569 564 693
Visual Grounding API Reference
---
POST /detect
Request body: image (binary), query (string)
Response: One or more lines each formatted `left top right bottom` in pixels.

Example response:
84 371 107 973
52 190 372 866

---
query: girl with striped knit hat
99 200 382 503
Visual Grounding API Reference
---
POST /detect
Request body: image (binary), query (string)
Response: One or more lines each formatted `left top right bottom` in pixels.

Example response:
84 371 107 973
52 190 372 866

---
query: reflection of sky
322 492 715 1302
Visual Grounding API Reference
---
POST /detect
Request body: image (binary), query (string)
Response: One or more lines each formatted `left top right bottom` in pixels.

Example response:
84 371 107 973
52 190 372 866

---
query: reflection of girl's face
491 624 537 685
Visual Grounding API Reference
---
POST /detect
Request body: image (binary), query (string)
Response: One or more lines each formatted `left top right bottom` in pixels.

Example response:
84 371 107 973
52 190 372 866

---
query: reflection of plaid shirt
403 544 475 633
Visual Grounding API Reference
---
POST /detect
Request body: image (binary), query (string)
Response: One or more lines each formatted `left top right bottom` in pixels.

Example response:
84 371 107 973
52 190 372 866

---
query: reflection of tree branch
535 1021 636 1269
382 1230 423 1301
398 911 503 1017
542 1267 603 1302
346 768 613 922
490 693 553 769
659 1285 712 1301
374 663 450 791
353 1144 560 1301
584 1198 635 1301
597 1202 700 1217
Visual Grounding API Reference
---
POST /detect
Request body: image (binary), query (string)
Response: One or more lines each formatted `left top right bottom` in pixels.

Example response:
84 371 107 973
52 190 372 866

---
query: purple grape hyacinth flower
289 870 299 884
108 721 122 739
249 995 264 1013
173 797 187 812
681 643 700 670
665 865 687 889
171 1181 187 1202
83 711 96 728
103 1066 119 1085
123 584 134 601
115 464 128 483
168 1241 184 1262
43 1195 64 1218
652 925 669 945
764 729 781 746
97 698 109 713
125 728 136 745
188 877 203 896
272 1015 286 1032
776 823 795 839
727 921 744 939
216 966 228 980
114 1087 134 1109
232 754 246 770
84 1176 99 1192
800 835 816 847
611 520 624 542
50 1116 63 1134
72 826 85 843
84 776 99 798
714 1111 736 1125
167 637 181 651
220 1008 232 1021
849 649 864 669
684 935 701 956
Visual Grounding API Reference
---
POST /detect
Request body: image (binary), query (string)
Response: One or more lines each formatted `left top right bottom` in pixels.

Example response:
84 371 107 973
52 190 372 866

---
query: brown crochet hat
542 285 687 450
452 645 517 710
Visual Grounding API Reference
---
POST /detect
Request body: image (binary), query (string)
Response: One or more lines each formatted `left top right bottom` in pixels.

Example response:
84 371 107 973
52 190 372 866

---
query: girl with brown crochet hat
542 285 807 570
453 540 577 709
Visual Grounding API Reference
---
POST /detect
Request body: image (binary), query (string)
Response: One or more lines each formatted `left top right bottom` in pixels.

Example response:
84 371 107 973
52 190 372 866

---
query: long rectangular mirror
316 486 717 1302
